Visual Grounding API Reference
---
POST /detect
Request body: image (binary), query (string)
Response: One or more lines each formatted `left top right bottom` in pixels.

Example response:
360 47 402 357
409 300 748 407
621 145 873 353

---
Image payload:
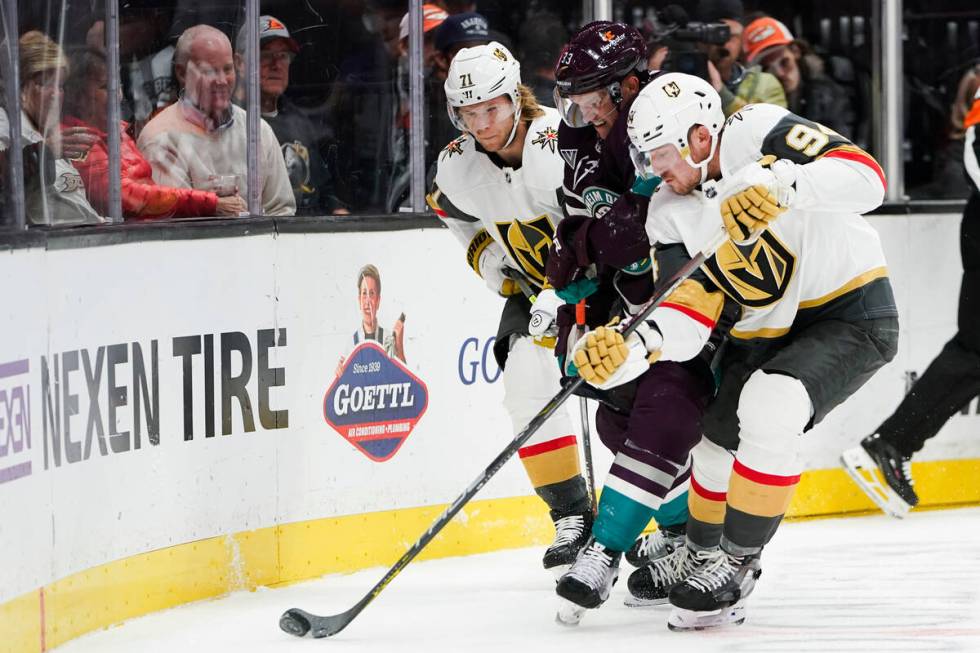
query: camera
646 5 731 81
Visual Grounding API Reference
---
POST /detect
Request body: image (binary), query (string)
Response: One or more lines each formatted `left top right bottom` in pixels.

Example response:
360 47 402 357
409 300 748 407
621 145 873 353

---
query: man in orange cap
743 16 856 139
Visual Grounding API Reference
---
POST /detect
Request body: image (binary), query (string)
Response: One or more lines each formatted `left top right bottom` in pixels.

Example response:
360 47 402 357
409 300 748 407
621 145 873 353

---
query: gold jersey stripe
519 442 582 488
731 325 791 340
728 473 798 517
797 267 889 309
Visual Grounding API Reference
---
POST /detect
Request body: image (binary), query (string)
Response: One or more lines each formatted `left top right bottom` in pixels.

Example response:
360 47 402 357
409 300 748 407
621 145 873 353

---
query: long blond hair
517 83 546 123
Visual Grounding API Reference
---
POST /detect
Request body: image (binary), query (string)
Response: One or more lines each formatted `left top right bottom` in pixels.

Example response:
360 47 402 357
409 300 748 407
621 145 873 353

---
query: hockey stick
575 300 597 512
279 227 732 639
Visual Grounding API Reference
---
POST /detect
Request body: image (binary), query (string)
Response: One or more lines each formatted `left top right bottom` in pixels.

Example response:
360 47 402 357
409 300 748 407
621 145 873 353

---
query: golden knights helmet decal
494 215 555 285
663 81 681 98
703 231 796 307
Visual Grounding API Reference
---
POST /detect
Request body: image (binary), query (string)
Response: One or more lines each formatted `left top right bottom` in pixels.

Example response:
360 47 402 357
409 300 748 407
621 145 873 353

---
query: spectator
517 12 567 108
432 11 490 82
386 4 448 211
138 24 296 216
62 48 245 220
233 16 348 215
2 31 102 225
86 4 179 138
743 16 856 139
696 0 786 116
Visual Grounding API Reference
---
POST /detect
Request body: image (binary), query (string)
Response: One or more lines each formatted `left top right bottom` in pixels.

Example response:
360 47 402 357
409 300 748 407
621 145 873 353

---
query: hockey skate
555 537 621 626
667 549 762 631
543 510 593 579
625 544 713 608
841 433 918 519
624 525 686 567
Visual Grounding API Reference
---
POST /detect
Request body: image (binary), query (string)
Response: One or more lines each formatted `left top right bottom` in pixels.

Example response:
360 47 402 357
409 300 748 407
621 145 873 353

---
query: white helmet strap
683 129 719 185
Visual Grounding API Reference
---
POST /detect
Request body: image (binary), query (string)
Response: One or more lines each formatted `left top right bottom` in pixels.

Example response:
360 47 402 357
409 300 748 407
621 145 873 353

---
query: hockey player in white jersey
569 71 899 629
426 43 593 576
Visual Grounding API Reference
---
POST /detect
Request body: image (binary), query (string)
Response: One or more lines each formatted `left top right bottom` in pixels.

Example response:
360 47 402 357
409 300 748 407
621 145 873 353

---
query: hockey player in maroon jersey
534 22 731 620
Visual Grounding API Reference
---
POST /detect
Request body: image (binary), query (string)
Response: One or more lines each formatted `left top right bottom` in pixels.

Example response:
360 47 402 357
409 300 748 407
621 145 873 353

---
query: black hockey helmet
554 21 647 97
553 22 646 127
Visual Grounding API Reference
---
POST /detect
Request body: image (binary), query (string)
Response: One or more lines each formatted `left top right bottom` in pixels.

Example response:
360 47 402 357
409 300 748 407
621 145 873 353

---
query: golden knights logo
703 230 796 307
492 47 508 61
531 127 559 153
663 81 681 98
494 215 555 285
441 135 467 160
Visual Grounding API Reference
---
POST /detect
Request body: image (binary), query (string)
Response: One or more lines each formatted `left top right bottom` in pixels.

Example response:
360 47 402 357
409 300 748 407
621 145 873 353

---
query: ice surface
58 507 980 652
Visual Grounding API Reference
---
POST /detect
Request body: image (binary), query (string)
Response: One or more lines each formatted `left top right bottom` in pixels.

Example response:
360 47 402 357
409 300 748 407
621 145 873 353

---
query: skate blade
623 593 669 608
555 598 587 626
667 602 747 631
840 448 912 519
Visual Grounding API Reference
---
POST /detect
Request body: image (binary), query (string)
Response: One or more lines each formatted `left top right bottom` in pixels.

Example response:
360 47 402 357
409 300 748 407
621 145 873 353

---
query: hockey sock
593 449 689 552
518 435 590 516
593 487 654 552
687 475 727 550
723 459 800 554
649 490 689 530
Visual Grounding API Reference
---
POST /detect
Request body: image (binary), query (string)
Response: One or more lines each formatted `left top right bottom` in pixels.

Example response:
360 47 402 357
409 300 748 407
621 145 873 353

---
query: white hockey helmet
626 72 725 183
444 42 523 147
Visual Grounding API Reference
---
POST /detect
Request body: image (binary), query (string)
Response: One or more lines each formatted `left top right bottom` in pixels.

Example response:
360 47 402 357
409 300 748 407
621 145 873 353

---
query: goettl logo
324 342 428 461
0 359 32 484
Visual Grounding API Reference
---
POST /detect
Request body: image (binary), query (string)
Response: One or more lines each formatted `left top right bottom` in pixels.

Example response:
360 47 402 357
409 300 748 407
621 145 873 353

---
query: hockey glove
571 321 663 390
546 217 592 289
479 242 522 297
720 159 797 244
528 288 563 337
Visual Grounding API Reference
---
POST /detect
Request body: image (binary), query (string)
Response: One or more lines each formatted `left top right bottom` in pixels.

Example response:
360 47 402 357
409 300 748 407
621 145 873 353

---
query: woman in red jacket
62 48 247 219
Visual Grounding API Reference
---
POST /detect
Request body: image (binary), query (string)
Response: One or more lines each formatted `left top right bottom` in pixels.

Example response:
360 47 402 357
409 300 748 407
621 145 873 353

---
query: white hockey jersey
646 103 896 345
427 108 565 291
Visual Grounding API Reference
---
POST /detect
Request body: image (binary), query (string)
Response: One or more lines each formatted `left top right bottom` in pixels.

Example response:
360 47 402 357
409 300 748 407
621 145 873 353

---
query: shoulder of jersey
524 107 562 158
720 103 788 174
522 107 564 185
723 103 788 140
435 133 480 190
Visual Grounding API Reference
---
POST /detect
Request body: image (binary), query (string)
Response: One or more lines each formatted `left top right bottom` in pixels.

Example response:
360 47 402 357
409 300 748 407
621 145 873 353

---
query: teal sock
592 487 656 552
649 490 689 530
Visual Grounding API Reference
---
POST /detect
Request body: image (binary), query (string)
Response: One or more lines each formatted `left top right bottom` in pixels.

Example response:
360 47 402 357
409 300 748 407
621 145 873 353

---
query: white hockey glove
721 159 798 244
528 288 563 337
478 242 521 297
571 320 663 390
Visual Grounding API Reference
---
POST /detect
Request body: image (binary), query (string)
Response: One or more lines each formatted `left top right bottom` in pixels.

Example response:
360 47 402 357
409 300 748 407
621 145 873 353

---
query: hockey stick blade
278 227 731 639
